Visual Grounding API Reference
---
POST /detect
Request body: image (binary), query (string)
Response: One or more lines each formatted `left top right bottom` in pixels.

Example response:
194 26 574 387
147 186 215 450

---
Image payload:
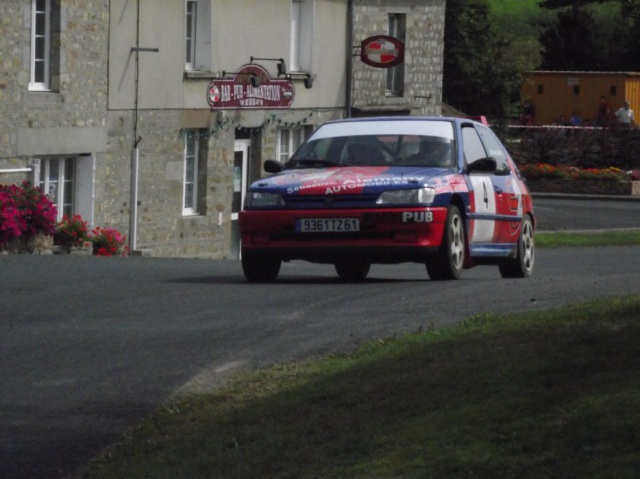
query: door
230 140 249 258
461 126 500 244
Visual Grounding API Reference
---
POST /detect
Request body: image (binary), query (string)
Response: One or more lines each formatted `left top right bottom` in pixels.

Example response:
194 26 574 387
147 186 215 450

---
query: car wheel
241 251 281 282
335 260 370 282
426 205 465 280
499 215 535 278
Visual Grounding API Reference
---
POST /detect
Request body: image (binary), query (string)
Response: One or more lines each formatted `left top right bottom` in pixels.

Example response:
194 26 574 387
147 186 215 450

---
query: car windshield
288 120 455 168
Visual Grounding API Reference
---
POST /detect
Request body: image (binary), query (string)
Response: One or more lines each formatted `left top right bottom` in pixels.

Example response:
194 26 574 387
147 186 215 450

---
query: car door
475 125 523 243
461 124 505 246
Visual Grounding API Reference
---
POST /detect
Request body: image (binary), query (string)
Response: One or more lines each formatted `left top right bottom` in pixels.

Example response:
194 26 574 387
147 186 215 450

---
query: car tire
499 215 535 278
241 251 281 282
335 260 370 282
426 205 465 280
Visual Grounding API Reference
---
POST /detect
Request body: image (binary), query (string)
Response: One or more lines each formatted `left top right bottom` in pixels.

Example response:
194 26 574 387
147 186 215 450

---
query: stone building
0 0 445 258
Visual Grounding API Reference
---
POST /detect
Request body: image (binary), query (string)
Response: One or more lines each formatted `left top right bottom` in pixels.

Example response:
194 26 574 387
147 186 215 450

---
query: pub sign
207 64 295 110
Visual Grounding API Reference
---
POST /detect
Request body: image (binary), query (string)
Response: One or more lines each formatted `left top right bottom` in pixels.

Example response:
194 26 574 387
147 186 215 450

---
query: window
290 0 313 72
462 126 487 165
476 126 510 174
183 130 207 215
38 158 75 220
183 131 199 215
184 0 211 71
277 127 306 162
185 1 197 70
386 13 406 97
30 0 51 90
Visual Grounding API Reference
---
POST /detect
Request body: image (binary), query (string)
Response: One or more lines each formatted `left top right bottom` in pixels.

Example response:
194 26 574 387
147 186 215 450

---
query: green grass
536 229 640 248
76 294 640 479
489 0 542 17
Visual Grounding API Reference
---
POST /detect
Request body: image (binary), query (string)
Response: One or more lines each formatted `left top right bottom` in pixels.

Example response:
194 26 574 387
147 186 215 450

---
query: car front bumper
239 207 449 264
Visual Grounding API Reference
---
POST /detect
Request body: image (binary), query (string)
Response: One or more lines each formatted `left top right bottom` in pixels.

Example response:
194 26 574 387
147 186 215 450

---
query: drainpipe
346 0 354 118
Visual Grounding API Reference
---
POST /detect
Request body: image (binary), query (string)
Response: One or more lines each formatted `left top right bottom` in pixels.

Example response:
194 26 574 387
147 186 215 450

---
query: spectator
596 96 610 127
554 114 567 126
519 100 535 126
614 100 635 129
570 110 583 126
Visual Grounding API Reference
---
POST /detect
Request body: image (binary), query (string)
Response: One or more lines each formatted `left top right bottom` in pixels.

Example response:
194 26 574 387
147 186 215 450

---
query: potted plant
53 215 92 254
91 226 129 256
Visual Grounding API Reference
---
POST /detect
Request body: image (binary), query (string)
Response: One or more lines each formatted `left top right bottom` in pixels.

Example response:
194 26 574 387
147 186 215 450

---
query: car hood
251 166 457 196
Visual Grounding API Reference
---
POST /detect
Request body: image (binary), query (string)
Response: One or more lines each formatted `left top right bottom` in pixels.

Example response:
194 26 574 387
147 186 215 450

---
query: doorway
230 139 249 258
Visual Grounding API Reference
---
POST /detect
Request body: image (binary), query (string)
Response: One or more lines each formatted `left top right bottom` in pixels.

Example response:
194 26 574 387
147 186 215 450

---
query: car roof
321 116 486 127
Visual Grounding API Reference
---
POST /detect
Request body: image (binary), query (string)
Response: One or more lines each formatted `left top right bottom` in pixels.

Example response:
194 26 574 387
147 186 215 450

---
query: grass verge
76 295 640 479
536 229 640 248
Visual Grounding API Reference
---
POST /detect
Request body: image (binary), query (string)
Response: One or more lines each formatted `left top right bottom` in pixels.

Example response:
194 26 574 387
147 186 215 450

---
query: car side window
476 126 510 174
461 126 487 165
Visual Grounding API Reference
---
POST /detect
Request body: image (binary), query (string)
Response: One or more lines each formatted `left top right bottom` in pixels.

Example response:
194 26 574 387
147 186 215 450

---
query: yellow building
520 71 640 126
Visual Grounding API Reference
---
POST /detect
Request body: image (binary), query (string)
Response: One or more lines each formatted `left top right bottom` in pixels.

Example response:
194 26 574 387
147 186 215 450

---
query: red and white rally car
239 116 535 282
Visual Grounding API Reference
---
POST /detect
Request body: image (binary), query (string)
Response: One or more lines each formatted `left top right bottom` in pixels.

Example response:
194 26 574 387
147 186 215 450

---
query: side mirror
467 157 497 173
264 159 284 173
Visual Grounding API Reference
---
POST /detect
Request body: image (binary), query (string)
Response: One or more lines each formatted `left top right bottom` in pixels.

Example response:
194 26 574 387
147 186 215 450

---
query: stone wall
0 0 109 164
352 0 445 116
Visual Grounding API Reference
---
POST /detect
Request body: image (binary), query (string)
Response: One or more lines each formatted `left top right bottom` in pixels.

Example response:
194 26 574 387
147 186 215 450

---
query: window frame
37 157 75 220
184 0 211 72
30 0 51 91
290 0 313 72
277 127 307 163
185 0 197 70
183 131 200 216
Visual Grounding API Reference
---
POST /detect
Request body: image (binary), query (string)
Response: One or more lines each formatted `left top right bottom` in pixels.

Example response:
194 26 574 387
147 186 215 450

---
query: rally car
239 116 535 282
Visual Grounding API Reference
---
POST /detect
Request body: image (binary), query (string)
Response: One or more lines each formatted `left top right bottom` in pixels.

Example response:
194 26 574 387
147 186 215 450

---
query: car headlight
375 187 436 205
244 191 285 209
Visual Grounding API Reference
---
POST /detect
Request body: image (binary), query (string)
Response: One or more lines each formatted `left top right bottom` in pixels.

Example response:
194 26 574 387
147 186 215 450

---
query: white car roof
309 119 455 141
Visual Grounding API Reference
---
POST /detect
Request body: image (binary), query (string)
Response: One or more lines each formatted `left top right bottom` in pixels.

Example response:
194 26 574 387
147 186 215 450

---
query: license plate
296 218 360 232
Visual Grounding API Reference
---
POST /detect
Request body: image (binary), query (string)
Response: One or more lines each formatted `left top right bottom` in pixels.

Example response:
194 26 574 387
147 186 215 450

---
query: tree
538 0 640 71
443 0 522 119
538 6 603 70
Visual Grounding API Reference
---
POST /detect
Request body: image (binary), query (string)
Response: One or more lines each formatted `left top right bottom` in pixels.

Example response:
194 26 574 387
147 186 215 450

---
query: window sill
184 70 217 80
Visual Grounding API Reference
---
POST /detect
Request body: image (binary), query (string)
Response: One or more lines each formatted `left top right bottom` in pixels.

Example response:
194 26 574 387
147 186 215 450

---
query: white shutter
290 1 302 71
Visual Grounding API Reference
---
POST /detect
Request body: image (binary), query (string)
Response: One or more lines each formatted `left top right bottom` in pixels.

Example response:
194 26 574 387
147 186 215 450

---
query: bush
0 181 56 248
518 164 638 182
507 128 640 170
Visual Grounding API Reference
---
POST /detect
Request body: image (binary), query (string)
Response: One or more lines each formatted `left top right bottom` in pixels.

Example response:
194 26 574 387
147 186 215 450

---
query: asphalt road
1 197 639 479
533 194 640 231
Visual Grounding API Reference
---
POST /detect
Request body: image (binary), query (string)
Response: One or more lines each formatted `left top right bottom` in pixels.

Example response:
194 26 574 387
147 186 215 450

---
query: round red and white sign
208 85 220 105
360 35 404 68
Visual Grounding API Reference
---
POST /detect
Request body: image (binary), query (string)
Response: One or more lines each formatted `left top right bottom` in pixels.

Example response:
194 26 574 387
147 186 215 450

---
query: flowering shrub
519 164 634 182
0 181 56 248
54 215 90 247
92 226 129 256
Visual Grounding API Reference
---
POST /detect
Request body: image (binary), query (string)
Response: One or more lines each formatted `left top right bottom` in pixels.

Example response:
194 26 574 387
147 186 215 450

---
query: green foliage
444 0 524 118
537 0 640 71
449 0 640 119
